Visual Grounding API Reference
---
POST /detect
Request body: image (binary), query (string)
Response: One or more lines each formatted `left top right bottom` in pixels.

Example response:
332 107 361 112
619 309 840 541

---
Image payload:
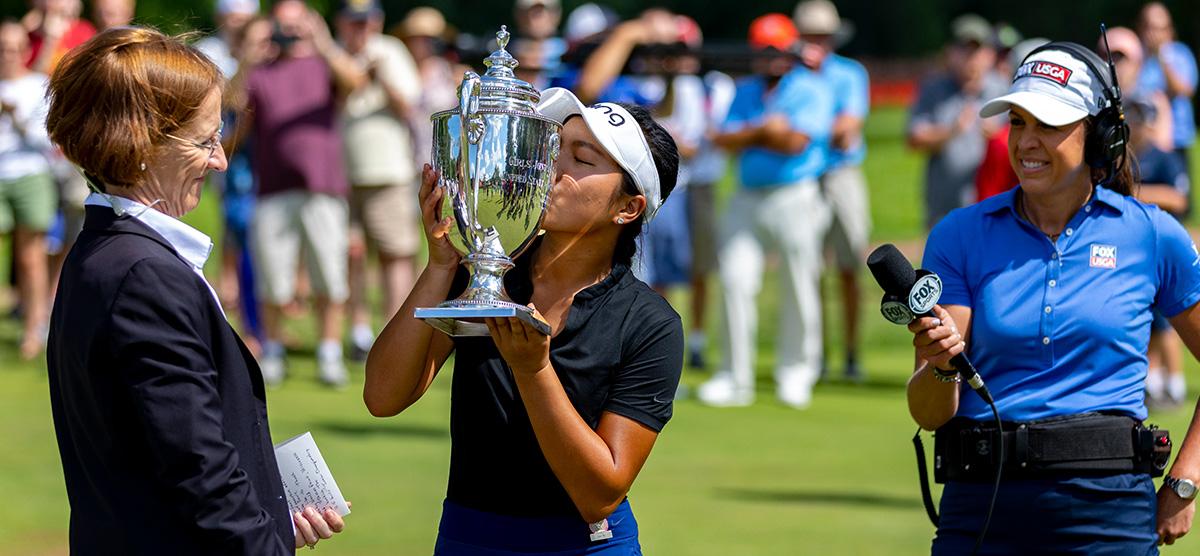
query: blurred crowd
0 0 1195 411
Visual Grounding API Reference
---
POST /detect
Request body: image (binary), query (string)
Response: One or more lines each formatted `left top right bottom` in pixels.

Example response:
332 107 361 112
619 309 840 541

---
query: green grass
2 107 1200 555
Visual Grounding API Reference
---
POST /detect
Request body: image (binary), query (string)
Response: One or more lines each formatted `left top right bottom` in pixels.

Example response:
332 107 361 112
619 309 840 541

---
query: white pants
717 181 831 393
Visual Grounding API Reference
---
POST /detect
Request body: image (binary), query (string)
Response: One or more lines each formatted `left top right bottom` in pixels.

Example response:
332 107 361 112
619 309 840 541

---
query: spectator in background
23 0 95 74
196 0 260 79
90 0 134 32
206 11 272 356
229 0 366 388
698 14 835 409
396 6 459 171
907 14 1007 229
1127 96 1191 410
793 0 871 383
0 20 54 360
1103 26 1172 152
336 0 422 360
27 0 95 306
1136 2 1196 181
510 0 565 90
546 2 618 91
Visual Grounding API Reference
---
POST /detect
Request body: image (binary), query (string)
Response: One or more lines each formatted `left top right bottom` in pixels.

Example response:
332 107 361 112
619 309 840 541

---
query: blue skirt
434 499 642 555
932 473 1159 555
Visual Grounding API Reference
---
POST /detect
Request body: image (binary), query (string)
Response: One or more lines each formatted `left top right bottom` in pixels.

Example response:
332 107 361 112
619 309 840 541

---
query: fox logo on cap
1016 61 1073 87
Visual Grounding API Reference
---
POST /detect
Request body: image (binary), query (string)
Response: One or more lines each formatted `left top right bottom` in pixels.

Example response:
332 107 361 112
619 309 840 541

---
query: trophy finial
484 26 519 77
497 26 510 50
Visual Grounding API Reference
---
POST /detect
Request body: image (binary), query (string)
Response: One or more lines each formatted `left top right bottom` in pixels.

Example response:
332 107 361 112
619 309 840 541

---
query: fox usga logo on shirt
1090 244 1116 268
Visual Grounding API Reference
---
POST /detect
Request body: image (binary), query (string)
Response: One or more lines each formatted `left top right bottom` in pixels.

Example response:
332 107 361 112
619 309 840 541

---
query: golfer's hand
486 305 551 375
418 164 460 269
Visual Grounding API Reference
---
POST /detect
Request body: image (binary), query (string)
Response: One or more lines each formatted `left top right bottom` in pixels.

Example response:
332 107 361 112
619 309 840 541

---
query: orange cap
749 13 799 51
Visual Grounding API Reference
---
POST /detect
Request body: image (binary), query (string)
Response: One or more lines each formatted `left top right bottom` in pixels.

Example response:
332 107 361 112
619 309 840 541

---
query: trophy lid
475 26 541 111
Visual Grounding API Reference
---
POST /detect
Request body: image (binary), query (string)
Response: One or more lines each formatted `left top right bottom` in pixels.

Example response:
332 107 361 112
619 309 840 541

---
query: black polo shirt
444 247 684 518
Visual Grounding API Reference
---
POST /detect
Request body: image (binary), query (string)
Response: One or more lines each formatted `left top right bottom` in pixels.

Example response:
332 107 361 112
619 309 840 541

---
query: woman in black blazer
44 27 345 553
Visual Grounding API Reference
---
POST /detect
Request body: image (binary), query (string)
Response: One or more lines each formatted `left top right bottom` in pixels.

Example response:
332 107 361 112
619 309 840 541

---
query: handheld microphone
866 244 993 404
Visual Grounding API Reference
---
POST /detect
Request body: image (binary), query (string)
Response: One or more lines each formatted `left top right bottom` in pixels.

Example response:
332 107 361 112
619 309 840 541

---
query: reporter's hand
293 501 350 549
907 304 964 371
418 164 461 269
485 305 551 375
1157 487 1194 546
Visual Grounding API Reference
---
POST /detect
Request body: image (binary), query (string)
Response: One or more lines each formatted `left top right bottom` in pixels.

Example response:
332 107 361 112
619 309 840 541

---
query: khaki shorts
821 165 871 270
253 191 350 305
349 182 419 258
0 171 57 233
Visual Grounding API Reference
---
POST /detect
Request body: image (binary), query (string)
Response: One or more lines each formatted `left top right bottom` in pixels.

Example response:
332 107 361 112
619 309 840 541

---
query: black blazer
47 205 293 555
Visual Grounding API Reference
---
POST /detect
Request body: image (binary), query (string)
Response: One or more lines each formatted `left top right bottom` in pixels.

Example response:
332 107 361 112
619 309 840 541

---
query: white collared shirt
84 193 225 317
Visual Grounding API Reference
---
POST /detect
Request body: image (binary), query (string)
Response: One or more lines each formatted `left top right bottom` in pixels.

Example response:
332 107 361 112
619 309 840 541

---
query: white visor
979 47 1106 126
536 88 662 222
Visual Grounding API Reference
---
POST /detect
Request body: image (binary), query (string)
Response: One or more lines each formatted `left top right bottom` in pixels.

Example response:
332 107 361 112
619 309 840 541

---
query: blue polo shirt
723 67 834 188
923 185 1200 422
819 54 869 168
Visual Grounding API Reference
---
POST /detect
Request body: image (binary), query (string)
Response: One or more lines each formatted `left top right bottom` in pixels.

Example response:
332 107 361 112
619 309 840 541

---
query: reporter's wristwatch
1164 475 1198 500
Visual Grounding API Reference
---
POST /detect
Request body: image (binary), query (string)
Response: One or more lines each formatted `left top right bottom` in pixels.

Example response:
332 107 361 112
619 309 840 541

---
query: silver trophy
415 26 560 337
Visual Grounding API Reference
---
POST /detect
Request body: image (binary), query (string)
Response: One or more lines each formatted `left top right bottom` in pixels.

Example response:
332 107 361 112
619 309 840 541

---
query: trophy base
415 306 552 337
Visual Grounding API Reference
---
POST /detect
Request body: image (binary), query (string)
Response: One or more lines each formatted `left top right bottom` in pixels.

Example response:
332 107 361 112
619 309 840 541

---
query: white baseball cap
216 0 259 16
980 45 1110 126
537 88 662 222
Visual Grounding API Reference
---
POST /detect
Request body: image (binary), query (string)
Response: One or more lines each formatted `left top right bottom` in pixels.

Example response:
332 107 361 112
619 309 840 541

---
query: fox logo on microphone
909 274 943 314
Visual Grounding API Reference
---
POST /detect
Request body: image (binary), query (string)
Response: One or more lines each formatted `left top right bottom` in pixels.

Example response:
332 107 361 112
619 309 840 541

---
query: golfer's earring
140 162 146 171
617 217 625 224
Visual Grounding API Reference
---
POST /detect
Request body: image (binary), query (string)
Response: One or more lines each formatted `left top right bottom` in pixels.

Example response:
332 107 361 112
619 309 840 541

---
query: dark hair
46 27 223 190
611 102 679 269
1083 115 1135 196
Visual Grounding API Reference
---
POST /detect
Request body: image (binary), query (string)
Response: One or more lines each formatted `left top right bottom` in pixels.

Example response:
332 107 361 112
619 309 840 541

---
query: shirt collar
983 184 1127 218
84 193 214 270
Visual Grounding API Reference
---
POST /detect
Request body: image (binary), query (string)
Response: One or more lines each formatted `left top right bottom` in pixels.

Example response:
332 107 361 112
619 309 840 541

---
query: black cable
913 427 940 527
969 397 1004 556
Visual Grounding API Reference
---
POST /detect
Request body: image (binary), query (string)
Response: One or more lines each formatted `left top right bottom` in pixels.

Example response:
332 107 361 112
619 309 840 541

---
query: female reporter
45 28 344 553
364 88 681 554
907 41 1200 554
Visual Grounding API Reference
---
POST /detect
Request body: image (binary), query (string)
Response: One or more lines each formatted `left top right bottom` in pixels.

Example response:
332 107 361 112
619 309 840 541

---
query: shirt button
1045 306 1052 313
1049 280 1057 287
1052 253 1059 259
1085 205 1092 212
1043 337 1051 345
1065 228 1073 236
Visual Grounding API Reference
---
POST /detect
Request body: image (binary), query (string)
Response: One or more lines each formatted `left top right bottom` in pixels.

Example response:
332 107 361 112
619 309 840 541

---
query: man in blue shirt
1137 2 1197 173
696 13 835 409
793 0 872 383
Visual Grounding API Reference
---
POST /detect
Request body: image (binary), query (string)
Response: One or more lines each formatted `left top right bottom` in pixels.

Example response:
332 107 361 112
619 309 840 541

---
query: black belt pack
934 412 1171 483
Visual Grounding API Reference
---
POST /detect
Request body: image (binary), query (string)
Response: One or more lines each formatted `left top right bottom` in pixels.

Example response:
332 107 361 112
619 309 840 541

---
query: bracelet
932 366 960 384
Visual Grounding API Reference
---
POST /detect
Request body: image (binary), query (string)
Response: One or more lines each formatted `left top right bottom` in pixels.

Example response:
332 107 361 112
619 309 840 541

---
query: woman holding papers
44 27 344 553
365 89 683 554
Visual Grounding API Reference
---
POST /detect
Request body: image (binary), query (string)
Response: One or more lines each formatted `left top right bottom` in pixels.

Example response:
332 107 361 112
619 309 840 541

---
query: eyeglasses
166 121 224 158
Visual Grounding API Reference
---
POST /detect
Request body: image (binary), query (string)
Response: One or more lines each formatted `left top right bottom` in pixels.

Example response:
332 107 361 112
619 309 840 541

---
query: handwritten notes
273 432 351 518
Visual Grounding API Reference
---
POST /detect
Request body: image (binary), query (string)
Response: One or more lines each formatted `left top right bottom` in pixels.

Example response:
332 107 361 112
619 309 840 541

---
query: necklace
1017 190 1060 241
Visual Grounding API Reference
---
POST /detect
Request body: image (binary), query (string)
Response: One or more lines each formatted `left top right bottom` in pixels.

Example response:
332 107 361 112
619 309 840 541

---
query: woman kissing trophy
415 26 560 336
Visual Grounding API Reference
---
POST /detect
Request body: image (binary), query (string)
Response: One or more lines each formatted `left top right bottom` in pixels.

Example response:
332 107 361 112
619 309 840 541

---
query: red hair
46 27 223 189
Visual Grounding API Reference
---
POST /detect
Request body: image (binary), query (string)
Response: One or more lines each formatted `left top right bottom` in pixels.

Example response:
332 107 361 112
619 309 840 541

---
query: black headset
1023 32 1128 174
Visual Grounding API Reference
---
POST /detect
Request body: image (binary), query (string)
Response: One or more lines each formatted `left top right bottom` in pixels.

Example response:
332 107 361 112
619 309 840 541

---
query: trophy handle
458 72 486 253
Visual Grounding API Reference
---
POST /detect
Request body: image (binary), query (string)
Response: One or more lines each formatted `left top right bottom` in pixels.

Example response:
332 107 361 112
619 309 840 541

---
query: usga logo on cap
1016 61 1073 87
